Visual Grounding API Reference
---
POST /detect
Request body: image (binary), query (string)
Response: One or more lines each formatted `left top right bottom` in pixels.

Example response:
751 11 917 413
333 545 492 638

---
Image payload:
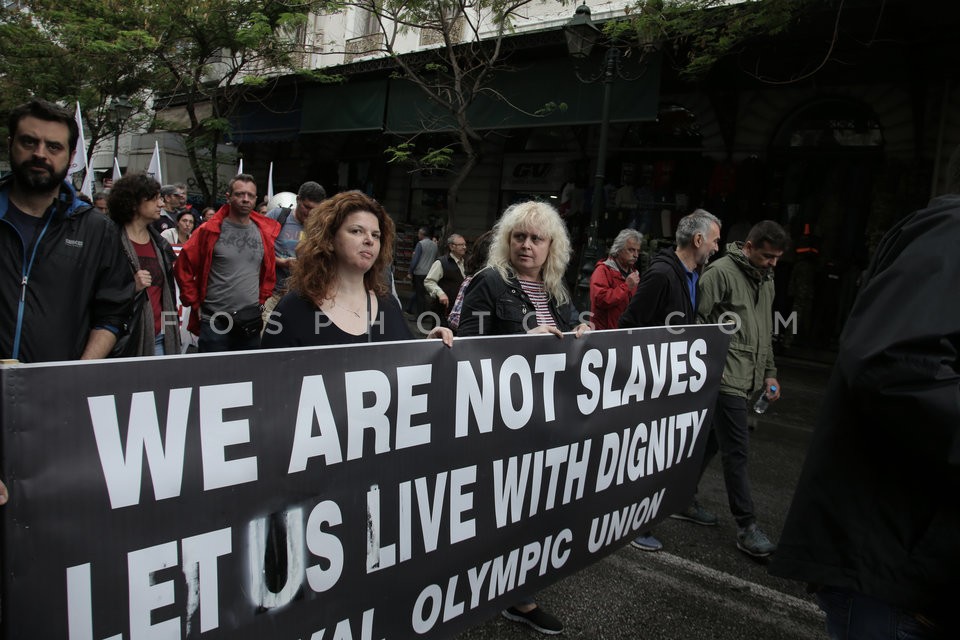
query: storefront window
519 126 581 152
776 99 883 149
620 104 702 148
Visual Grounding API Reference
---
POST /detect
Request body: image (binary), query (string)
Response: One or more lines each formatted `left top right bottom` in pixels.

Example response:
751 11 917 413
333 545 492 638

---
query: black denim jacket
456 267 576 336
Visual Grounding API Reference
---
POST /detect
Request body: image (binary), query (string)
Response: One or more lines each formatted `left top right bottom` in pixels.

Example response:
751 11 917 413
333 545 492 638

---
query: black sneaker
501 606 564 635
736 523 777 558
670 500 718 526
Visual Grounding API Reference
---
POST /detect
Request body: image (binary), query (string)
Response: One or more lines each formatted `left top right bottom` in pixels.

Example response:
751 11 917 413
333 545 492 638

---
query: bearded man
0 99 133 363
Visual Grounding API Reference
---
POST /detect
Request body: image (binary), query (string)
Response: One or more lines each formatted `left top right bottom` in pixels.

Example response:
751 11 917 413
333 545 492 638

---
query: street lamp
564 3 601 58
564 2 655 307
109 95 134 168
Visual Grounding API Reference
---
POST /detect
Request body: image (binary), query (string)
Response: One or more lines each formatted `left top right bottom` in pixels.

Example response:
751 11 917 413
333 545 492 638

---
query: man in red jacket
174 174 279 352
588 228 642 329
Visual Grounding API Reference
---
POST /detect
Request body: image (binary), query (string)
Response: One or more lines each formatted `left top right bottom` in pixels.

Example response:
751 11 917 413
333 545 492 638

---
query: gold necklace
331 297 363 319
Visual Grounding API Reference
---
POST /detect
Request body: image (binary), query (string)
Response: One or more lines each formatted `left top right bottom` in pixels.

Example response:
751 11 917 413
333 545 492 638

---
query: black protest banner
1 325 729 640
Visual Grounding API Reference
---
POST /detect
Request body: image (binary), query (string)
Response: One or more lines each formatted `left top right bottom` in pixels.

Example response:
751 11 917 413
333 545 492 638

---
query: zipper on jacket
7 212 55 360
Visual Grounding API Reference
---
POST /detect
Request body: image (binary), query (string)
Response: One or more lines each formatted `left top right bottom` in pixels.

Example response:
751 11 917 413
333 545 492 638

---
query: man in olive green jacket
675 221 788 559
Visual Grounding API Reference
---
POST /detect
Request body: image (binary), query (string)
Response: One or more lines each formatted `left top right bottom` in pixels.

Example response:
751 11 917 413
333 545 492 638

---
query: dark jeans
198 317 262 353
411 274 429 317
699 393 755 528
816 587 947 640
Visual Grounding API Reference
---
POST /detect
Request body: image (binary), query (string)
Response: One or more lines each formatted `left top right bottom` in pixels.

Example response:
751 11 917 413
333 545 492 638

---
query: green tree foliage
623 0 813 78
0 1 158 163
2 1 332 202
339 0 549 229
139 0 332 201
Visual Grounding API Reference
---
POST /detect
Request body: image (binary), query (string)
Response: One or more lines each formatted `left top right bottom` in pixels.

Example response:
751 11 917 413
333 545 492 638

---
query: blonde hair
487 200 572 306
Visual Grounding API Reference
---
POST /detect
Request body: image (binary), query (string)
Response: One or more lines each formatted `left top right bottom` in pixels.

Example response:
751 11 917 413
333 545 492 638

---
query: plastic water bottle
753 385 777 414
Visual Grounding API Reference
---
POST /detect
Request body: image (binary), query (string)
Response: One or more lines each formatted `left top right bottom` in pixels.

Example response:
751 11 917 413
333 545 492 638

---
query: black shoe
670 500 718 526
501 606 564 635
736 523 777 558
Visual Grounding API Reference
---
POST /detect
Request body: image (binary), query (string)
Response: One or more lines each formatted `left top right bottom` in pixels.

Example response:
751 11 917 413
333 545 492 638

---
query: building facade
214 0 960 353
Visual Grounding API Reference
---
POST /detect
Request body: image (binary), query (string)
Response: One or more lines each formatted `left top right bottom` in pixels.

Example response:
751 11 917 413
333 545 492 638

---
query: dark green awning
300 78 389 133
298 52 661 135
386 52 662 134
228 88 302 143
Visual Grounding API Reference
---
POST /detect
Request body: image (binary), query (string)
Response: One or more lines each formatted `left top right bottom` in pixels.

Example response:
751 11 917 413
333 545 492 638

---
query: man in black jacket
0 99 133 363
769 196 960 639
618 209 721 551
619 209 721 330
0 99 135 508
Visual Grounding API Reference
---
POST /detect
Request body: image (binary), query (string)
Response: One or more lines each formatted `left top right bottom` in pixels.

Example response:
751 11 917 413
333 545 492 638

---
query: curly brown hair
288 190 395 302
107 173 161 226
465 230 495 275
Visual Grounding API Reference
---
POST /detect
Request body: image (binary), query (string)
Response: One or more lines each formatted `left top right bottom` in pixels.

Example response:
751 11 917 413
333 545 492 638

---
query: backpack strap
277 206 292 227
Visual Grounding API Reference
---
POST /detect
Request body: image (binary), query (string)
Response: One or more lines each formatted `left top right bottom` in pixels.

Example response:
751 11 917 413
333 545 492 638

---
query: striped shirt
447 275 473 330
518 280 555 327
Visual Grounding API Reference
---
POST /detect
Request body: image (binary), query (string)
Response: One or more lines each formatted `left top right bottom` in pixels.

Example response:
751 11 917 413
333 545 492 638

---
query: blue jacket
0 175 134 362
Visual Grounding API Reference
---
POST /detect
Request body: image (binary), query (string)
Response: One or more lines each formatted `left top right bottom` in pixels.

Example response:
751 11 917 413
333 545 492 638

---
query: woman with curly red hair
261 191 451 347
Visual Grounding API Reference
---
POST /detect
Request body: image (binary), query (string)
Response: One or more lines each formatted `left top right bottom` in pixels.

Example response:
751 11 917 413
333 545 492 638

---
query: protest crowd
1 98 956 640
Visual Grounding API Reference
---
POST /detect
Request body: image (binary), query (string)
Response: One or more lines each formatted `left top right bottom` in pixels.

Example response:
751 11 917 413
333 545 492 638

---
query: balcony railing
345 33 384 62
418 17 464 47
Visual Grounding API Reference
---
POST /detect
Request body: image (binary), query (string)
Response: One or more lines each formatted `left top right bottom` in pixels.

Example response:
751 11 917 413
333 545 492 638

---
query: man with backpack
264 181 326 315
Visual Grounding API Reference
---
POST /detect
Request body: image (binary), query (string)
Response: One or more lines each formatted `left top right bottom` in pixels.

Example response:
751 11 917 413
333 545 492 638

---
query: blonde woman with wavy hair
486 200 574 307
459 200 589 331
456 199 588 633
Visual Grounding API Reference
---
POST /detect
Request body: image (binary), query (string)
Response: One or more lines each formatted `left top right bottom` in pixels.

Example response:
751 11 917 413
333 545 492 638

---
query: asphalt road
454 357 834 640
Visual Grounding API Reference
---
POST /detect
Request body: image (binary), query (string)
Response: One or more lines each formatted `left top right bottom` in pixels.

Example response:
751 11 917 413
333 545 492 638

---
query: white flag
69 103 87 175
80 169 94 199
237 158 243 175
146 141 162 184
112 157 122 183
70 103 94 198
267 162 274 201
